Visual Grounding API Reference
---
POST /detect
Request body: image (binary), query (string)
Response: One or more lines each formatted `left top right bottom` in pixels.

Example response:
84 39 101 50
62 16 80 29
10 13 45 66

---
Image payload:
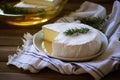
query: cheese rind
42 23 102 58
52 32 101 58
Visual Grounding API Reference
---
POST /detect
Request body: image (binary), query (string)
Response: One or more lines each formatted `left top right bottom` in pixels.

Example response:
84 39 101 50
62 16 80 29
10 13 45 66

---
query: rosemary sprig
64 27 90 36
75 16 108 31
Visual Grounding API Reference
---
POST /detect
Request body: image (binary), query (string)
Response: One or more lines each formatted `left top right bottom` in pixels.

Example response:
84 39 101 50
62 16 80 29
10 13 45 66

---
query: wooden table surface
0 0 120 80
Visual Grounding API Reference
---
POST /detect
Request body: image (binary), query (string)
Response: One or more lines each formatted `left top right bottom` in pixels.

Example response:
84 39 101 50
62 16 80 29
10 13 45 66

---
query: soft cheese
43 23 69 42
42 23 102 59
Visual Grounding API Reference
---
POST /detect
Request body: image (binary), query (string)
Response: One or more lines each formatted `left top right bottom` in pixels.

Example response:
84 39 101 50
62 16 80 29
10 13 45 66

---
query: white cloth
104 0 120 38
7 1 120 80
56 1 106 23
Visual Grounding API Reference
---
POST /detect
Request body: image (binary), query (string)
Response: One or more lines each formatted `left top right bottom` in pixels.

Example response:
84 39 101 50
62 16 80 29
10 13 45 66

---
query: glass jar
0 0 68 26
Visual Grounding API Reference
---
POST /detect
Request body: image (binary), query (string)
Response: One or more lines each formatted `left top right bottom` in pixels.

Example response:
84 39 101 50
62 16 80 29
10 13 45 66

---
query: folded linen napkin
7 1 120 80
104 0 120 38
56 1 106 23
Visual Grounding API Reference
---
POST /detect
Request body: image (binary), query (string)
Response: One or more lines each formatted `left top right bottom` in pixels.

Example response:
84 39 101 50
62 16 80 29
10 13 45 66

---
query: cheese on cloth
22 0 62 7
42 23 102 58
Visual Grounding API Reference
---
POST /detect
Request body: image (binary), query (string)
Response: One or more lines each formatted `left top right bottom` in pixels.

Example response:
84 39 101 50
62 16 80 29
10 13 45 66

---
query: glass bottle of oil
0 0 68 26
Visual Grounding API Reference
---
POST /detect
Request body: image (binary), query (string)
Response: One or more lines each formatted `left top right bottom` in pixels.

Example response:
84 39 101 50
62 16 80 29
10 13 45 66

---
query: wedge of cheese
42 23 67 42
42 40 52 54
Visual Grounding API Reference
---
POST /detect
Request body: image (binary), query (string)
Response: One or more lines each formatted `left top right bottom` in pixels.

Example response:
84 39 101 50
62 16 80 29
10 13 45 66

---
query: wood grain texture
0 72 94 80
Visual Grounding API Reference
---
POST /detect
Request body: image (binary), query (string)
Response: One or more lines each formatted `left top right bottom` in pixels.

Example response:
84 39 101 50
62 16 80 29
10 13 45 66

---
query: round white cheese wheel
52 23 102 58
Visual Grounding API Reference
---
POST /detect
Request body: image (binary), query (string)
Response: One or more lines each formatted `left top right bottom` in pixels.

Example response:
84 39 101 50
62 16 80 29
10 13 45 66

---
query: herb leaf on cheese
64 27 90 36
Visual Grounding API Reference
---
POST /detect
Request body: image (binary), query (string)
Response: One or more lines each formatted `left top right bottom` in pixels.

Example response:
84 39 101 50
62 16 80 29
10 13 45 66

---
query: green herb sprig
75 16 108 31
64 27 90 36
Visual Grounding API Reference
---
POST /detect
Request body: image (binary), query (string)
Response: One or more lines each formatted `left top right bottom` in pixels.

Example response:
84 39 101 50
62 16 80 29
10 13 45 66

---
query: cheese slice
42 23 102 58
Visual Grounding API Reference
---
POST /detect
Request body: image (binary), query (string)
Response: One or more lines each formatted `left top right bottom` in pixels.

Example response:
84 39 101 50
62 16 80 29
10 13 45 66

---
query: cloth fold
104 0 120 38
56 1 106 23
7 1 120 80
69 1 106 18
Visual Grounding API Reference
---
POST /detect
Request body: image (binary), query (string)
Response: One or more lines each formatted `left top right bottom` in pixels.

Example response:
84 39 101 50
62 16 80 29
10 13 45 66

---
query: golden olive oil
0 0 67 26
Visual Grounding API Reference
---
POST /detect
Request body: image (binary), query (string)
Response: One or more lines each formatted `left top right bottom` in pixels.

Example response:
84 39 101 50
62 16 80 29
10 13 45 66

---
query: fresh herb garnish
64 27 90 36
75 16 108 31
